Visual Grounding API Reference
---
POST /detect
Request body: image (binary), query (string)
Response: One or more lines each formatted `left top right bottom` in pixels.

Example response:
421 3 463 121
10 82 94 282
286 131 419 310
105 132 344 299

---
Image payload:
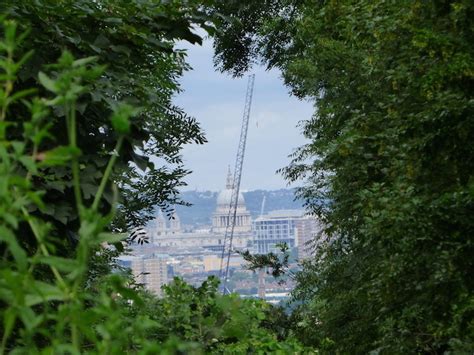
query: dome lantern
226 165 233 189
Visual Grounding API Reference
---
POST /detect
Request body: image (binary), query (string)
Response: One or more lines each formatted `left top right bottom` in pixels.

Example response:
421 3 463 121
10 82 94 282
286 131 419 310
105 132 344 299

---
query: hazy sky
171 38 314 192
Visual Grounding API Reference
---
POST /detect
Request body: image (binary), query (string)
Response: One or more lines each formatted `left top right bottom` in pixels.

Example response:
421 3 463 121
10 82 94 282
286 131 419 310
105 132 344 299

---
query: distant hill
173 188 304 227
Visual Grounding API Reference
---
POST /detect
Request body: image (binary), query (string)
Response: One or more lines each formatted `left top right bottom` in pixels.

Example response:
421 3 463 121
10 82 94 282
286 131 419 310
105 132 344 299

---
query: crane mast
220 74 255 294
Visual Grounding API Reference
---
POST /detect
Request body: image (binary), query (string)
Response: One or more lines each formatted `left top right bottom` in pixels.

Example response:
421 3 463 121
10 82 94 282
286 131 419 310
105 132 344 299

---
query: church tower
169 210 181 234
153 210 167 242
156 211 166 230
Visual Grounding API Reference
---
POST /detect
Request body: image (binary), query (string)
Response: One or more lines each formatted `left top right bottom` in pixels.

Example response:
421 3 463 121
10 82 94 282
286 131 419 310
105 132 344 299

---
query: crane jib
219 74 255 294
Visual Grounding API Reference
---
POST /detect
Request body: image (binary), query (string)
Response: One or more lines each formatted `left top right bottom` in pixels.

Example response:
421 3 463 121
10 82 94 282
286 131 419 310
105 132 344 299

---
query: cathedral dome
216 166 245 208
212 166 252 234
217 188 245 207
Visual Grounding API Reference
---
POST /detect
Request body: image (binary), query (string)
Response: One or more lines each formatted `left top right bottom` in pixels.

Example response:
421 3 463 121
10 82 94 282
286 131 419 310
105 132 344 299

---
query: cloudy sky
172 38 314 192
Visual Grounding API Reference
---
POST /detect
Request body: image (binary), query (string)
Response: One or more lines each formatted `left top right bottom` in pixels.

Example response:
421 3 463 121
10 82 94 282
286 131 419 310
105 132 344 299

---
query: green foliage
135 276 309 354
0 12 309 354
1 0 211 234
239 242 291 279
212 0 474 353
0 20 140 351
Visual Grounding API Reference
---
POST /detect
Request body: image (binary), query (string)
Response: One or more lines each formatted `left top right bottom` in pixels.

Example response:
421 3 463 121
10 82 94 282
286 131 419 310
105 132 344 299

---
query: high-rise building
203 254 244 272
294 216 322 260
121 254 169 296
252 210 321 259
151 210 167 243
252 210 302 254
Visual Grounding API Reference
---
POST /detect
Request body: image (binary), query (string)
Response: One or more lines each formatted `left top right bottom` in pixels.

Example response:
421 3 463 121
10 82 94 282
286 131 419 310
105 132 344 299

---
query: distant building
169 210 181 234
212 166 252 234
153 211 166 240
253 210 321 258
120 254 169 296
203 254 244 272
150 168 253 252
253 210 302 254
294 216 322 260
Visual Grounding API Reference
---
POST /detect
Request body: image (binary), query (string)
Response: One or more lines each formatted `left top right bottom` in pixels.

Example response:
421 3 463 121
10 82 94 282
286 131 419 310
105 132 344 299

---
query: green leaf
0 280 15 304
58 50 74 66
110 45 131 57
34 255 79 273
27 191 45 210
97 232 127 244
38 72 57 93
80 182 97 199
25 280 67 306
18 306 42 331
3 212 18 229
15 49 34 69
132 152 149 171
7 88 37 104
72 56 97 68
0 225 27 271
2 308 16 345
19 155 37 174
103 17 123 24
112 241 124 252
39 146 81 167
11 141 25 155
93 34 110 48
0 121 13 139
110 103 138 135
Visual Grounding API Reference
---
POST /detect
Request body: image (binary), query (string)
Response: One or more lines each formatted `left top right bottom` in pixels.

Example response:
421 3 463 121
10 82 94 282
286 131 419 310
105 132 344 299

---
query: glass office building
252 210 303 254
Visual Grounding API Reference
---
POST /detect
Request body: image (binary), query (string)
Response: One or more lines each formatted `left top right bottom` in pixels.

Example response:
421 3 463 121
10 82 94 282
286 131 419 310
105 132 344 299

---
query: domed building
150 168 252 251
212 167 252 234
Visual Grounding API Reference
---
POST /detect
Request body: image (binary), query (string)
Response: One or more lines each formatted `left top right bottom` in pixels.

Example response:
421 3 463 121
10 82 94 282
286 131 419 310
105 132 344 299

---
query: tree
211 0 474 352
1 0 211 245
0 1 212 351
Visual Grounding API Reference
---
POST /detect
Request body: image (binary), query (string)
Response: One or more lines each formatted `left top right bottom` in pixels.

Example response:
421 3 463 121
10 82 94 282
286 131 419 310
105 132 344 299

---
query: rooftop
256 209 306 220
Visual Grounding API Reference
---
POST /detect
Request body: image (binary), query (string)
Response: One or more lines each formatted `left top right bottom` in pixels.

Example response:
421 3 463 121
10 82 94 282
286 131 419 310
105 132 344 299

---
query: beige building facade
295 216 323 260
203 254 245 272
129 254 168 296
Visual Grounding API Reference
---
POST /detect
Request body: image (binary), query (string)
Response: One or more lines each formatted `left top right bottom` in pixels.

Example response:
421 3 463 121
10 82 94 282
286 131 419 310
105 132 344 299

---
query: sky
171 38 314 192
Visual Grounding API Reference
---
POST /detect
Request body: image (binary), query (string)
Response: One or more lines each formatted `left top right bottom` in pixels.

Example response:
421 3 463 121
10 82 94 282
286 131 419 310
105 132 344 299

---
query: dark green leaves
25 280 67 306
213 0 474 352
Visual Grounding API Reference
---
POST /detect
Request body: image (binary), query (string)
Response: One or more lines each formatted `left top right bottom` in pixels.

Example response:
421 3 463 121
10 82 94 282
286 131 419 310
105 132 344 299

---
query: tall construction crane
219 74 255 294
